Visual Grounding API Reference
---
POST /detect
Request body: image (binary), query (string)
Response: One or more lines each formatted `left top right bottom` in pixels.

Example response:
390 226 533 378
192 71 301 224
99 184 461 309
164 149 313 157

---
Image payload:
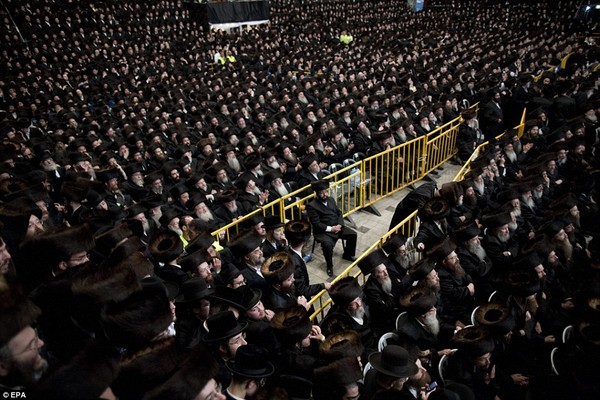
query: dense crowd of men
0 0 598 398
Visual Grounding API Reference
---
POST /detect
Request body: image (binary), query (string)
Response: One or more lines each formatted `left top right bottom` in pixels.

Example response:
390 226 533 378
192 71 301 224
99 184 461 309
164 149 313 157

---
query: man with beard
210 161 235 192
261 252 308 311
214 190 246 226
481 88 506 141
453 223 494 302
122 163 149 202
241 153 265 188
145 171 168 203
326 277 375 351
228 233 266 292
500 132 527 182
306 179 357 277
37 151 66 192
236 285 276 350
351 119 373 154
0 287 49 392
296 154 326 192
235 174 269 212
382 234 416 290
359 249 403 335
186 193 222 233
0 237 15 279
516 184 545 228
362 345 419 400
481 211 519 267
279 143 300 169
414 112 434 137
542 220 576 269
128 204 157 244
264 169 297 212
396 288 455 371
261 216 287 259
430 238 476 326
222 145 243 175
457 109 483 163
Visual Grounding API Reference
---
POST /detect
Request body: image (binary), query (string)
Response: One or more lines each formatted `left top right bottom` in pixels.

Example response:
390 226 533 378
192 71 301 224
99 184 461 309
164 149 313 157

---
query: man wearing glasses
0 287 48 392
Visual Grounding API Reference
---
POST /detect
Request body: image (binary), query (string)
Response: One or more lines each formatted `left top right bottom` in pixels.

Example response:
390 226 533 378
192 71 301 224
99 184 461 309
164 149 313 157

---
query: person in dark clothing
306 179 357 277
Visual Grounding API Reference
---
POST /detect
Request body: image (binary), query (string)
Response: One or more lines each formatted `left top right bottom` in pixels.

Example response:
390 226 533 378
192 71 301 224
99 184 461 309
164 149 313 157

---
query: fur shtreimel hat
261 252 295 284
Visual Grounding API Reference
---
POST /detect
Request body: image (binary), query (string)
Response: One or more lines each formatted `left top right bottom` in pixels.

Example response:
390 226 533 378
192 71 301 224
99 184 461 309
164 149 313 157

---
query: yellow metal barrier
211 105 479 243
308 209 422 322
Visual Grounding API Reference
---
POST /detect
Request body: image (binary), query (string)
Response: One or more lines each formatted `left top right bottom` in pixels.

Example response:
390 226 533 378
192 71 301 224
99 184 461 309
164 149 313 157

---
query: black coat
306 197 344 243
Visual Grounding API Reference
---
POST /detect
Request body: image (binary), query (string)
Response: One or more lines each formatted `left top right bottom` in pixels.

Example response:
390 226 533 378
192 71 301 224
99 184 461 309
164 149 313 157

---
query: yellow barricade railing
211 104 478 243
308 106 528 322
309 209 422 322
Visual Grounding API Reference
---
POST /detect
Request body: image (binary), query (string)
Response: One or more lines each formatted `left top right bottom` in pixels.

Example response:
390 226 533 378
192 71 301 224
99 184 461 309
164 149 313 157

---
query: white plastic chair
438 349 458 384
363 361 374 379
550 347 559 375
561 325 573 344
396 311 407 331
378 332 399 352
471 306 480 326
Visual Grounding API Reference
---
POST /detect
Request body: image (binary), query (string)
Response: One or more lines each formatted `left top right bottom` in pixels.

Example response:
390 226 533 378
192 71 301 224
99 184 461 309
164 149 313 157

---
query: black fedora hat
368 345 418 378
203 310 248 343
175 277 215 304
311 179 329 192
357 249 388 275
236 285 262 312
225 344 275 379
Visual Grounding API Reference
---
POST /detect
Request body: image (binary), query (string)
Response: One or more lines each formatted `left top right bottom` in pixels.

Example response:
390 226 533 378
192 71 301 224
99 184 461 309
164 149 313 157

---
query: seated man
306 179 357 277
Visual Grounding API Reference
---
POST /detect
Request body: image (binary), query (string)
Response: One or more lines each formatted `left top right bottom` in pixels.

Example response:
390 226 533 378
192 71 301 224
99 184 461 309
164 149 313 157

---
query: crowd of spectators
0 0 598 398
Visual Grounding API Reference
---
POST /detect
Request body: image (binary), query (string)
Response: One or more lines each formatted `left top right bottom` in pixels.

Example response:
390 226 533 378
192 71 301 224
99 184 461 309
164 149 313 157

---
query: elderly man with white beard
186 193 222 233
358 249 403 336
396 288 455 371
453 223 494 302
326 277 376 352
481 211 520 267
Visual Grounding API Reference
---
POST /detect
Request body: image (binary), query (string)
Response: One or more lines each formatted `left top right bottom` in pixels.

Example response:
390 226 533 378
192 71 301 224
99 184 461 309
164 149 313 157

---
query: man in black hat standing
284 220 331 301
306 179 357 277
415 198 451 253
225 344 274 400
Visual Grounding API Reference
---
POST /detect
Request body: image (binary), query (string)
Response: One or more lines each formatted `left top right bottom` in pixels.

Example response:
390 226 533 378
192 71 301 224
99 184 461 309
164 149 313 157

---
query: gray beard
555 238 573 261
468 242 488 262
557 158 567 166
423 314 440 336
508 221 518 231
275 184 289 197
228 157 242 173
142 220 151 235
226 203 238 213
474 181 485 195
497 231 510 242
512 207 521 217
378 275 393 295
522 196 535 209
505 150 517 163
397 131 407 142
533 189 544 199
349 304 366 321
197 210 215 222
395 255 411 270
283 153 298 165
269 161 281 169
359 126 371 137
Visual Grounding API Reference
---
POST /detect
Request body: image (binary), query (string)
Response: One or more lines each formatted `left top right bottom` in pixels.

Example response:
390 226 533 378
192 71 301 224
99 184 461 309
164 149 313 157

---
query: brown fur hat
261 252 296 285
0 286 41 347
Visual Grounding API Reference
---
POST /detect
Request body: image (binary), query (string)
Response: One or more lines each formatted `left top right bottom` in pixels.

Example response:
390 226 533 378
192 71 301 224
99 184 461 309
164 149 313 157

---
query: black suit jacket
287 249 325 299
306 197 344 242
